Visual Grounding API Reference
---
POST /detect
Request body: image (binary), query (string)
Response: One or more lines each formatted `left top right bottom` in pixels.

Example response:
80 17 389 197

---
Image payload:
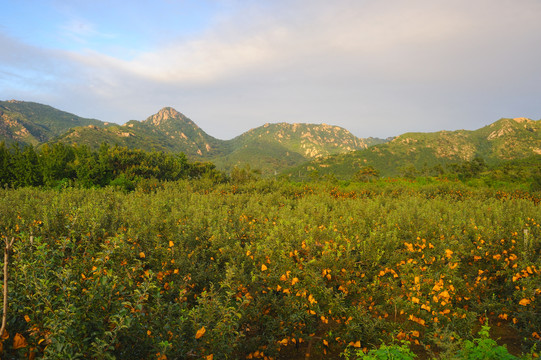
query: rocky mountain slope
289 117 541 179
4 100 538 179
56 107 230 158
1 101 383 174
0 100 104 145
213 122 385 174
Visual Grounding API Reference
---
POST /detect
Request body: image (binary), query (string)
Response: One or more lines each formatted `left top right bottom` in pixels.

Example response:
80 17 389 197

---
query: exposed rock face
513 117 532 123
147 107 182 126
239 122 381 159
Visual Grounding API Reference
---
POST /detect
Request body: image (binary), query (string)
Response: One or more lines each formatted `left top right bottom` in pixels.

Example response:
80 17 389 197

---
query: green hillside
212 122 385 175
6 101 539 180
287 117 541 180
53 107 230 158
49 106 386 175
0 100 104 145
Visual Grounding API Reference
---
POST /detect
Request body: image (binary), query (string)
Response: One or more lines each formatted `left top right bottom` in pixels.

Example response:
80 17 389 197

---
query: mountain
288 117 541 180
213 122 385 174
4 100 540 179
0 100 104 145
49 106 384 174
56 107 230 158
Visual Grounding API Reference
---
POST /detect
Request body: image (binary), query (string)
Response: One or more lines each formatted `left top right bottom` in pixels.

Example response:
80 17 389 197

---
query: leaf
13 333 27 350
139 252 145 259
195 326 206 339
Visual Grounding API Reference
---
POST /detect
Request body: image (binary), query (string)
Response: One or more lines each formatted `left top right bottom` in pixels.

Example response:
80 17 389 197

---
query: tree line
0 142 223 189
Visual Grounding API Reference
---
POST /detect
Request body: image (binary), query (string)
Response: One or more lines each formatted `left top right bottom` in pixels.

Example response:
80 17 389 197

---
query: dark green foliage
9 143 43 187
343 326 524 359
0 141 12 186
0 142 222 189
457 325 520 360
343 341 417 360
447 157 487 181
39 143 76 186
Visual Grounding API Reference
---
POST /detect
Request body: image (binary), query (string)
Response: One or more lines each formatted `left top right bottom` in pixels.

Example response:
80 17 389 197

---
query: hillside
213 122 385 174
0 100 104 145
288 117 541 180
56 107 230 158
6 100 539 180
46 105 385 174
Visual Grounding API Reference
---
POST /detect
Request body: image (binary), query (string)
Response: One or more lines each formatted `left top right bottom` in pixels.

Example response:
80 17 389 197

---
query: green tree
10 144 43 187
39 143 76 186
0 142 12 187
72 145 103 187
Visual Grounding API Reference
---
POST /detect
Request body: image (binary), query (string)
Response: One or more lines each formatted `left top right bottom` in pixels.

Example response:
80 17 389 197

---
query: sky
1 0 541 140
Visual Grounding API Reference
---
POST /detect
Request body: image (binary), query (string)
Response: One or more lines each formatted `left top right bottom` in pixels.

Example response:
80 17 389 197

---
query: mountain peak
148 107 183 126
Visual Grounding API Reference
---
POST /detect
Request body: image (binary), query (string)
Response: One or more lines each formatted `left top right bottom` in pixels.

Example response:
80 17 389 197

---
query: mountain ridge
287 116 541 180
2 100 539 178
0 101 385 175
0 100 104 145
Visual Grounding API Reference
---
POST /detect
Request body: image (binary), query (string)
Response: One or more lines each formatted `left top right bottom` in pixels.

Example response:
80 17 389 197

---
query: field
0 179 540 359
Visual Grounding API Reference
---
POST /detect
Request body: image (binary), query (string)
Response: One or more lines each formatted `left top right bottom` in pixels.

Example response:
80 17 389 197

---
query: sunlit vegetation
0 178 539 358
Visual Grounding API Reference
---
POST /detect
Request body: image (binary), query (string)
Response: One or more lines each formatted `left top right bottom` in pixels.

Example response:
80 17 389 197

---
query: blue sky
1 0 541 139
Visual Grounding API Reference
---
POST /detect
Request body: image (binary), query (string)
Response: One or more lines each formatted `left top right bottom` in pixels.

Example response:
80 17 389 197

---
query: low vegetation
0 176 539 358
